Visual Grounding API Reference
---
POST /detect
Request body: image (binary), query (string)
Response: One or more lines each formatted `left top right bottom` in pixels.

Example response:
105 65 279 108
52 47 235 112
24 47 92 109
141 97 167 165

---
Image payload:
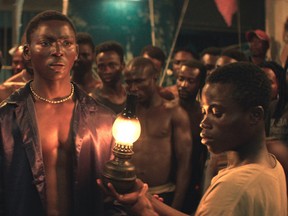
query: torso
131 100 175 186
196 157 287 216
34 100 75 216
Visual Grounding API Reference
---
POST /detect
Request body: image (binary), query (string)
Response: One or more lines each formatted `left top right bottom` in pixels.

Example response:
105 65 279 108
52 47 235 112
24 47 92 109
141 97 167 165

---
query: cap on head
246 29 270 46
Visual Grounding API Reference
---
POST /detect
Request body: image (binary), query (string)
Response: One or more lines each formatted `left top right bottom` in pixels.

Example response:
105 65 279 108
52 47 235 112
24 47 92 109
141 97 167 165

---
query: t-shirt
195 155 287 216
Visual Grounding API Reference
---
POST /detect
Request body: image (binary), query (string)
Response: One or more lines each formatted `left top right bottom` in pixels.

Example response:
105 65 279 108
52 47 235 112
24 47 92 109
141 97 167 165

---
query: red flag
214 0 238 27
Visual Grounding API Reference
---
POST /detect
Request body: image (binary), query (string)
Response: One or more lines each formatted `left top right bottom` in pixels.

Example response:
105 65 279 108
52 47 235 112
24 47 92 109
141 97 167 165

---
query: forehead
174 51 194 60
216 56 237 67
30 20 76 40
78 43 93 53
96 51 121 61
201 53 219 65
179 66 200 78
202 83 235 106
124 65 151 78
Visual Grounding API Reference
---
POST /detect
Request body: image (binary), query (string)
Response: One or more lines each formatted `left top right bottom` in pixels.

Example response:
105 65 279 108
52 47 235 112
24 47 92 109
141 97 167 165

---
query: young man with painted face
0 10 115 215
103 62 287 216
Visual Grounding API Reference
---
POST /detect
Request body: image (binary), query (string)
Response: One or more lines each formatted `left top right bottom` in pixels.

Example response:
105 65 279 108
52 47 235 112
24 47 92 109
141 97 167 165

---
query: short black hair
173 47 199 60
221 48 248 62
25 10 76 44
125 56 158 77
76 32 95 52
181 60 207 91
207 62 271 115
140 45 166 67
95 41 124 63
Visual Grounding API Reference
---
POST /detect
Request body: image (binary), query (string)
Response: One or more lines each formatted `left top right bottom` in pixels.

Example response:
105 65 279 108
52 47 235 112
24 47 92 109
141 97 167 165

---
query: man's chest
138 108 172 138
34 103 75 146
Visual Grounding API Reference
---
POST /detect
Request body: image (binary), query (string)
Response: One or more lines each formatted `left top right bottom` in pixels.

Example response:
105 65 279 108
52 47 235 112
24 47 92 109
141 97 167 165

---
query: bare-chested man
123 57 192 210
0 10 115 216
176 60 207 213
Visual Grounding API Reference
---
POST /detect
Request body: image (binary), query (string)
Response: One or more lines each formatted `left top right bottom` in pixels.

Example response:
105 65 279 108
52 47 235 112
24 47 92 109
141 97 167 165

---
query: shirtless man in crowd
123 56 192 210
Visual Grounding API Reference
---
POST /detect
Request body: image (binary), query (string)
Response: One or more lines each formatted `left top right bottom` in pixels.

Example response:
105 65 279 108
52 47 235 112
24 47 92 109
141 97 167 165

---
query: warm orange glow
112 115 141 146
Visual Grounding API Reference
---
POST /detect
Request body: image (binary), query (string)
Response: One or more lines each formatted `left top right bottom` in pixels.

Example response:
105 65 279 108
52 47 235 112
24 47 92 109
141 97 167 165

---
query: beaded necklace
30 82 74 104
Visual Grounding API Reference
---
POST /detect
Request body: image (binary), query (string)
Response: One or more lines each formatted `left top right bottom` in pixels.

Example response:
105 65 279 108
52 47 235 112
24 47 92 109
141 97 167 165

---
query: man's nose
200 115 211 129
180 80 188 88
51 42 63 56
129 83 138 93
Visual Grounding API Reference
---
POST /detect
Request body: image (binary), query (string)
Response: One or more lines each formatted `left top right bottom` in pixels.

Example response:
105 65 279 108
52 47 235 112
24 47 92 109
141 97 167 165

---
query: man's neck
226 140 273 169
139 92 163 109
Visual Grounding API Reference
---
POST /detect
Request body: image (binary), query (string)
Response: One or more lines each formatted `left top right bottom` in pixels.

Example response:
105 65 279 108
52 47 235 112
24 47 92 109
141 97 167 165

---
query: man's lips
200 132 214 144
50 62 65 66
178 90 189 96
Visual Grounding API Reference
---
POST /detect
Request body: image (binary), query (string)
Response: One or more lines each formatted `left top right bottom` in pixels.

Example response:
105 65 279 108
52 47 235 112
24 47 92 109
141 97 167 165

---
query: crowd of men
0 10 287 216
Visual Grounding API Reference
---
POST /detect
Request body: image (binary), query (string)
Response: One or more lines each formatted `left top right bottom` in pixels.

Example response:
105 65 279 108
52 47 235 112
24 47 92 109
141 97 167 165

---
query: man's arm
149 194 189 216
171 105 193 209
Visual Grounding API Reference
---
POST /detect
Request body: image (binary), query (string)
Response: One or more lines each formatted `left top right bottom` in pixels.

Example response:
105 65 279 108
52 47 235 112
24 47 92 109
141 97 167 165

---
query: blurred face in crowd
73 43 94 72
96 51 124 85
172 51 194 77
201 53 219 75
177 65 201 101
249 36 267 57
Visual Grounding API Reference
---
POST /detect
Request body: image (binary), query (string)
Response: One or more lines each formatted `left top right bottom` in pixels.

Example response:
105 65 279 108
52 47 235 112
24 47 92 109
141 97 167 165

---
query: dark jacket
0 83 115 216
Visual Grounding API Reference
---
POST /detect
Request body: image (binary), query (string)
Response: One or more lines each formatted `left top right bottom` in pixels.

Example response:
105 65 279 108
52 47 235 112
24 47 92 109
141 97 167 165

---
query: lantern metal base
102 143 136 194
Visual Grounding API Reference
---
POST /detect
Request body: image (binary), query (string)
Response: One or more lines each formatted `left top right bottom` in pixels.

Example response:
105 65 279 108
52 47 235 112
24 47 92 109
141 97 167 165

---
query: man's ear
249 106 264 125
23 44 31 61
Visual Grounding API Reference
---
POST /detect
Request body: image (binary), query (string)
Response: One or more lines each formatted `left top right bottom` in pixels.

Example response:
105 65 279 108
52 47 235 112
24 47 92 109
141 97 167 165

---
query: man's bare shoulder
163 98 181 110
